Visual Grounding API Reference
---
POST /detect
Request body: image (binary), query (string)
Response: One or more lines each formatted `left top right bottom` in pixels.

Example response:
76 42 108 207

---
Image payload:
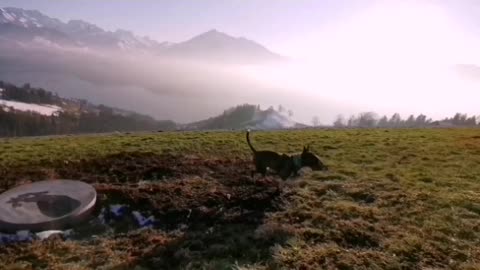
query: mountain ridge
0 7 285 63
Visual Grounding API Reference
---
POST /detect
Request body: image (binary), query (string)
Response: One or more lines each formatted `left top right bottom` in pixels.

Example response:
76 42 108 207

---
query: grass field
1 128 480 270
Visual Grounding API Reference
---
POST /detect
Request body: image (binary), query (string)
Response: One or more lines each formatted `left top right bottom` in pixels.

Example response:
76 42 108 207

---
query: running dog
246 130 328 180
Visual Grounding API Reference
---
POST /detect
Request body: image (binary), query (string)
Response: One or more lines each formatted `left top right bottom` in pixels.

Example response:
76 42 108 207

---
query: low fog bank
1 44 480 125
0 45 354 124
1 69 351 124
241 59 480 124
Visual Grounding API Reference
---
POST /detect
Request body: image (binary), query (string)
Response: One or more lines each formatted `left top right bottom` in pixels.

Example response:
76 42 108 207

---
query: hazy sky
2 0 478 58
2 0 480 61
2 0 480 122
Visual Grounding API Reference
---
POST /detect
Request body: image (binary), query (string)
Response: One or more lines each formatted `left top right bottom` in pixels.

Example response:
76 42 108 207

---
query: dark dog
246 130 296 180
246 130 328 180
299 145 328 171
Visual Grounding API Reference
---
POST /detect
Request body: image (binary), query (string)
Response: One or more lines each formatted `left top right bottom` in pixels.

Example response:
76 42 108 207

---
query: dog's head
301 145 328 171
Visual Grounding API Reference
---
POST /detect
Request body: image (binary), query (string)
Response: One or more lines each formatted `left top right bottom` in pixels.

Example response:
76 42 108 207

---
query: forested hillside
0 81 176 136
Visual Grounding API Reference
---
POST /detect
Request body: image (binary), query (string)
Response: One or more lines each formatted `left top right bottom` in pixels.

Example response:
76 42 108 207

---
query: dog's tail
246 129 256 153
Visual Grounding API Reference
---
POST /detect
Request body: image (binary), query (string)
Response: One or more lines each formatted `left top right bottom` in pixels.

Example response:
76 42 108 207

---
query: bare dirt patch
0 152 288 269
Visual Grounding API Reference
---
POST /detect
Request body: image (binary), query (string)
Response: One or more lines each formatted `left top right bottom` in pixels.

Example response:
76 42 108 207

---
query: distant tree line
333 112 479 128
0 82 62 105
0 81 176 137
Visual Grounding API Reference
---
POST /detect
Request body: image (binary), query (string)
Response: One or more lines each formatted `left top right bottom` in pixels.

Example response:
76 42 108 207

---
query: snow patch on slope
2 10 15 22
0 8 44 28
0 99 61 116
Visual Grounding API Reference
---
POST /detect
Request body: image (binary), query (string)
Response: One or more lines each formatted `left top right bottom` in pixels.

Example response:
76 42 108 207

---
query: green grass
1 128 480 269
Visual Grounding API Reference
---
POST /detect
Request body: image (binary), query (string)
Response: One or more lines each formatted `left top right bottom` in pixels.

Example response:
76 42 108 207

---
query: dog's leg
279 167 291 180
251 170 258 184
276 155 294 181
259 168 267 178
256 161 267 178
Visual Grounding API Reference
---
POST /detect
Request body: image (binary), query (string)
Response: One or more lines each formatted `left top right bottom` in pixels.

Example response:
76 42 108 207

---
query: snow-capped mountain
0 7 284 62
0 7 51 28
0 7 165 52
0 8 77 47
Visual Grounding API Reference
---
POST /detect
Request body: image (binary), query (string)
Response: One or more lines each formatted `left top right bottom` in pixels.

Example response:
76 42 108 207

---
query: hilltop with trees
185 104 305 130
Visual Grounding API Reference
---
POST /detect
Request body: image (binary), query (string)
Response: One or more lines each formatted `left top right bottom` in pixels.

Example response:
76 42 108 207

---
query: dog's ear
303 145 309 152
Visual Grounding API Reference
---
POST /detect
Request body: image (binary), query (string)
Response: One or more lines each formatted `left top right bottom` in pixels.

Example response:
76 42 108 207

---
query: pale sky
2 0 480 60
2 0 477 58
2 0 480 122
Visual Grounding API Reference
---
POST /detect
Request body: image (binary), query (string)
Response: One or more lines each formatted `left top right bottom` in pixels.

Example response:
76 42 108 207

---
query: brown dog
246 130 296 180
247 130 328 180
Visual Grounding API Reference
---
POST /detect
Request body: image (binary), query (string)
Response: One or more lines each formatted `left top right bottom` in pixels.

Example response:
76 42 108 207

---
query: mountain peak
206 29 219 34
170 28 285 64
193 29 232 40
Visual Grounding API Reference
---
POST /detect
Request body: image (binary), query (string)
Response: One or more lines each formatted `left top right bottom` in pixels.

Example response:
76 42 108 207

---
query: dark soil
0 152 288 269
